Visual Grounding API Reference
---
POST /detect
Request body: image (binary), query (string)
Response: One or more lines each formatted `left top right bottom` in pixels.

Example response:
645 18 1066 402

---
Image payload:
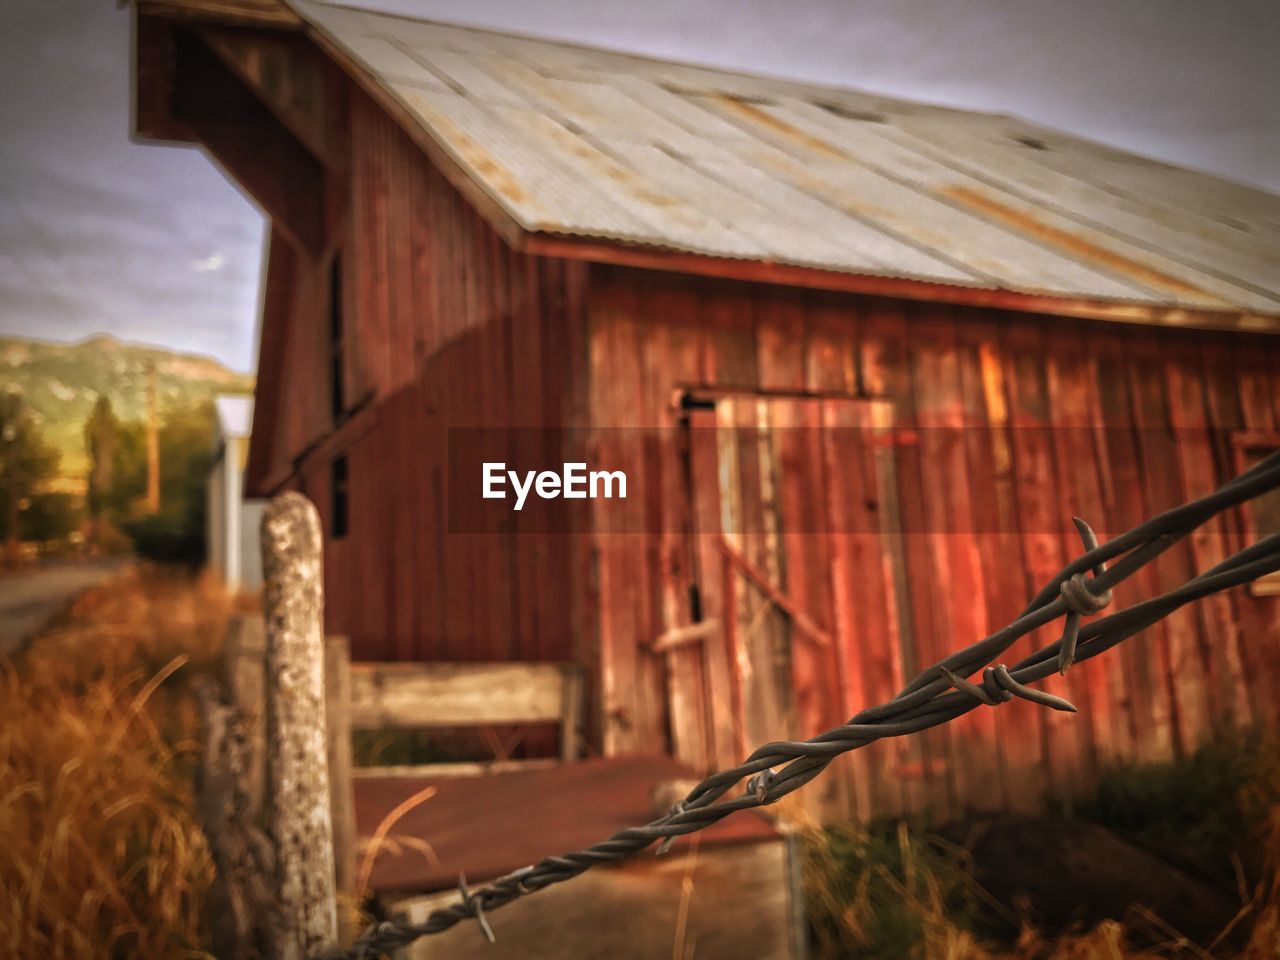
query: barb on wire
315 450 1280 960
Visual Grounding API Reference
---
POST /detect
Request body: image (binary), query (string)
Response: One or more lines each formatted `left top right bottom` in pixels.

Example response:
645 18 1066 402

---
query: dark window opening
329 254 345 422
331 455 349 540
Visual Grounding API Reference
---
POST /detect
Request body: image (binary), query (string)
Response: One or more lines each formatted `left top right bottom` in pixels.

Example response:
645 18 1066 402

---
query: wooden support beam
170 28 326 255
648 619 720 654
346 661 576 729
132 13 195 144
261 493 338 960
199 26 342 167
716 537 833 649
560 665 583 762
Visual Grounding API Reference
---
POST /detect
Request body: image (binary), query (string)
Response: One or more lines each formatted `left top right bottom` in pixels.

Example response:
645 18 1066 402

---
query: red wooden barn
132 0 1280 821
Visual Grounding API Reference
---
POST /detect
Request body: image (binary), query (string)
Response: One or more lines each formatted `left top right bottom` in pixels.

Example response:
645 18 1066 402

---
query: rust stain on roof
528 117 708 224
943 184 1224 303
399 93 537 210
714 95 848 161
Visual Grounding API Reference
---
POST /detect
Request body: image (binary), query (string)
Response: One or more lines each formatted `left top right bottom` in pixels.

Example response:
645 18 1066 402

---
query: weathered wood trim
547 238 1280 335
255 391 379 496
245 233 296 497
324 636 357 906
352 758 560 779
199 26 340 167
136 0 302 29
132 12 196 144
560 665 583 762
347 662 580 729
648 619 720 654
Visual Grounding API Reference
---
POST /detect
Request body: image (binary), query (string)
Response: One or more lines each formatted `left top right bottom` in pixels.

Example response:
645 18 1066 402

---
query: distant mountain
0 335 254 486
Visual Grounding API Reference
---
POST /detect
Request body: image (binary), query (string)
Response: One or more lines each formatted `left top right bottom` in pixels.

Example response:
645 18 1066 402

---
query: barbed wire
316 449 1280 960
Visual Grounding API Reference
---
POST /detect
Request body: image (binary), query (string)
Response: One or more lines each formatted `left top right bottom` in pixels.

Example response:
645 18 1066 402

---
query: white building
207 394 264 591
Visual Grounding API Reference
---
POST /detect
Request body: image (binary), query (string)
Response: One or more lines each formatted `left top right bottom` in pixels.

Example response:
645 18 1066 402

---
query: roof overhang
520 233 1280 335
129 0 1280 336
298 13 1280 336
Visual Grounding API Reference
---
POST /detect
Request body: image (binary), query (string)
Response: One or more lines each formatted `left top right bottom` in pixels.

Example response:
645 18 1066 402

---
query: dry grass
799 797 1280 960
0 567 251 959
5 566 1279 959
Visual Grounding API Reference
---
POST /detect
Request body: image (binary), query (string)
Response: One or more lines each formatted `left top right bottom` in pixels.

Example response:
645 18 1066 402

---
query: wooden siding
245 73 1279 820
584 264 1280 819
264 88 589 690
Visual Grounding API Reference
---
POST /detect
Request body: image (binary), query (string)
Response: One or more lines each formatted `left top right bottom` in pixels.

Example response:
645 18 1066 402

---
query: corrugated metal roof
291 0 1280 318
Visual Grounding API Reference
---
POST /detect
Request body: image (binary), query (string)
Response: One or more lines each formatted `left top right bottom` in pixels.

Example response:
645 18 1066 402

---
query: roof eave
523 232 1280 335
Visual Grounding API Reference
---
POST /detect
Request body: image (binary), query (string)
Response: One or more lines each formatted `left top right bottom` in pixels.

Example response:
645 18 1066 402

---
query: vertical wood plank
909 309 1001 814
1044 322 1126 771
1091 329 1177 763
954 318 1029 810
1000 322 1088 809
644 281 708 769
1165 336 1251 728
757 295 807 392
687 405 745 768
822 397 905 819
859 302 940 818
324 635 356 915
1126 334 1211 755
590 276 665 754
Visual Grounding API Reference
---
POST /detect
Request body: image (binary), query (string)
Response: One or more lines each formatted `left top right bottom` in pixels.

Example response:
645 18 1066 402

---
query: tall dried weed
0 567 250 958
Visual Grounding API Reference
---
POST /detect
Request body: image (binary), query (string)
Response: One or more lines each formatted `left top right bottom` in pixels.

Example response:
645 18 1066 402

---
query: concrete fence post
261 492 338 959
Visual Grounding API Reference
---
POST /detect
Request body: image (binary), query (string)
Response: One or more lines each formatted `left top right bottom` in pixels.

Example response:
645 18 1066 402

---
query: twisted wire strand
317 450 1280 960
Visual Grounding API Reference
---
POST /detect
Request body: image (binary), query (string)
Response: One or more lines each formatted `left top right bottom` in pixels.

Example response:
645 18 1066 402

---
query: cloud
192 252 226 273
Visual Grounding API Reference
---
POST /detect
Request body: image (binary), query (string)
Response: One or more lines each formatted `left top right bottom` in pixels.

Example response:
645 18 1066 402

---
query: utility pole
145 360 160 514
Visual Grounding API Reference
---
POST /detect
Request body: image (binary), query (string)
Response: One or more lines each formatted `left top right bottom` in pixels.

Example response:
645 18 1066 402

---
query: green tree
109 420 148 517
84 394 118 545
0 391 60 560
122 399 216 565
22 491 80 548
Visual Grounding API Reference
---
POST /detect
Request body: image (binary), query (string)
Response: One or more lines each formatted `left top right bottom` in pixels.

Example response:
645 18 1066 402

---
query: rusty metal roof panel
885 119 1280 301
725 96 1278 311
386 85 654 238
291 0 1280 318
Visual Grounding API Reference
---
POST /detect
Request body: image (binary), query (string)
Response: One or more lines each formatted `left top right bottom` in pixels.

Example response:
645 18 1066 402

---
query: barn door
682 393 912 816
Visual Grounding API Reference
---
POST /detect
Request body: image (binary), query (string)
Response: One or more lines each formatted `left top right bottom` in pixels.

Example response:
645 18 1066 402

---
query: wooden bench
317 637 805 959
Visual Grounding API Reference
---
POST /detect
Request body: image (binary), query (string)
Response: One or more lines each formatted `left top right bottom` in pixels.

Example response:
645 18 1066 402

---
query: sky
0 0 1277 375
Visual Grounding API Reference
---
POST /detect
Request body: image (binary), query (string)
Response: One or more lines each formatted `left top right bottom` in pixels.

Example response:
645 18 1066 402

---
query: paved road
0 558 129 656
